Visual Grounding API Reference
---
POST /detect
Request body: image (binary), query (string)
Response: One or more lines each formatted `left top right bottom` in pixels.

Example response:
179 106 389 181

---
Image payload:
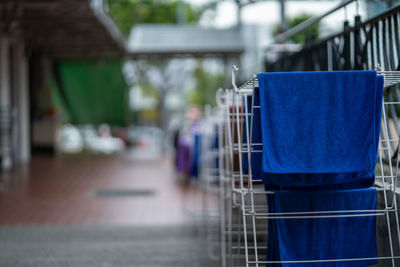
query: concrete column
41 55 52 89
236 2 242 30
12 42 30 163
0 36 12 170
177 0 187 25
279 0 288 31
0 37 10 111
223 57 229 88
31 54 56 152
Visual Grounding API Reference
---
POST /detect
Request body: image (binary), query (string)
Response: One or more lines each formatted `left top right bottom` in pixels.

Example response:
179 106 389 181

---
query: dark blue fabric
214 125 219 170
374 75 384 163
267 193 280 265
267 188 377 266
257 71 383 187
245 75 383 189
190 133 201 178
244 90 376 188
265 175 374 191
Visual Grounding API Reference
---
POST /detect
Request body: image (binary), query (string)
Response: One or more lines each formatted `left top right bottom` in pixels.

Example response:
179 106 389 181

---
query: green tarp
54 60 128 126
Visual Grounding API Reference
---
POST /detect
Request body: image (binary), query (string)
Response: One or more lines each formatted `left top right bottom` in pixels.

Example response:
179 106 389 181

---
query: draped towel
267 188 378 266
257 71 384 187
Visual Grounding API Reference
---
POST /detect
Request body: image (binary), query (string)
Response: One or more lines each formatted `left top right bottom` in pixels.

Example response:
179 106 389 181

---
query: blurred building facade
128 24 244 134
0 0 125 171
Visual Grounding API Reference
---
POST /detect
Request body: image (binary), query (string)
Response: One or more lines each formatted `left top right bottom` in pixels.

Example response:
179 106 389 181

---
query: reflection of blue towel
267 188 377 266
257 71 383 187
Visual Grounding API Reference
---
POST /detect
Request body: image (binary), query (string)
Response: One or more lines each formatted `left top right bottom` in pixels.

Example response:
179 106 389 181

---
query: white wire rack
211 66 400 267
199 105 224 262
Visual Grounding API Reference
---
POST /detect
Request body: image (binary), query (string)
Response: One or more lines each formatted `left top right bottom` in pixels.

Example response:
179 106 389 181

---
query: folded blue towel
267 188 377 266
244 90 376 188
245 75 383 189
257 71 383 187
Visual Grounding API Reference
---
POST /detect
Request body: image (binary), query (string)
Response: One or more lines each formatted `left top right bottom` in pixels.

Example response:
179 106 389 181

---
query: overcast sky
188 0 364 32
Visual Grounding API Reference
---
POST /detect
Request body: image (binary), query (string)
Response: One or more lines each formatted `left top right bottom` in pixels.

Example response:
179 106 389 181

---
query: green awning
54 60 128 126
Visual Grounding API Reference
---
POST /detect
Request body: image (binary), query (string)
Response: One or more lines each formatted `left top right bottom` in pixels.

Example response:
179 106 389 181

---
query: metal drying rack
206 65 400 267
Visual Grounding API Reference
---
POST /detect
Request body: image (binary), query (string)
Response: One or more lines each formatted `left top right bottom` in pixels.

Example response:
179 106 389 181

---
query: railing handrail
296 3 400 52
274 0 356 43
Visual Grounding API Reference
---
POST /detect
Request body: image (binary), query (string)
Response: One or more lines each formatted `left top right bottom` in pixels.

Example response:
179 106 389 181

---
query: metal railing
266 4 400 72
274 0 356 43
266 4 400 173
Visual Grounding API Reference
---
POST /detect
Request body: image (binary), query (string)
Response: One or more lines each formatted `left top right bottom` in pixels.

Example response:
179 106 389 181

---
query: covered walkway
0 152 201 225
0 151 217 266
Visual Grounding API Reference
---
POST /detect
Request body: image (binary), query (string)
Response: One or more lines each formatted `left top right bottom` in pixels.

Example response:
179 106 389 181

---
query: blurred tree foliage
107 0 221 128
273 13 319 44
188 62 224 107
289 14 319 44
107 0 213 36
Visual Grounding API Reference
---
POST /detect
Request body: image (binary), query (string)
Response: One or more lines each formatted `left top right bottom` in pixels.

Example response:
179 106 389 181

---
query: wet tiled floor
0 151 207 226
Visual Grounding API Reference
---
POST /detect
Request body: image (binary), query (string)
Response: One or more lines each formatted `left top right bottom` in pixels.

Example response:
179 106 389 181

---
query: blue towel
244 90 376 188
267 188 377 266
214 125 219 170
190 133 201 178
257 71 384 187
245 75 383 189
374 75 384 162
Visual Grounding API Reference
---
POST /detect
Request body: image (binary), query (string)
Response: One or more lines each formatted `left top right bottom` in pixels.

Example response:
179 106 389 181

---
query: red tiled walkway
0 151 204 226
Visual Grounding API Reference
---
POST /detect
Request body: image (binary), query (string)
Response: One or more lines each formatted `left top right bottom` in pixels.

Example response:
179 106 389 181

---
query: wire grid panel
218 72 400 267
200 107 224 262
216 89 267 267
